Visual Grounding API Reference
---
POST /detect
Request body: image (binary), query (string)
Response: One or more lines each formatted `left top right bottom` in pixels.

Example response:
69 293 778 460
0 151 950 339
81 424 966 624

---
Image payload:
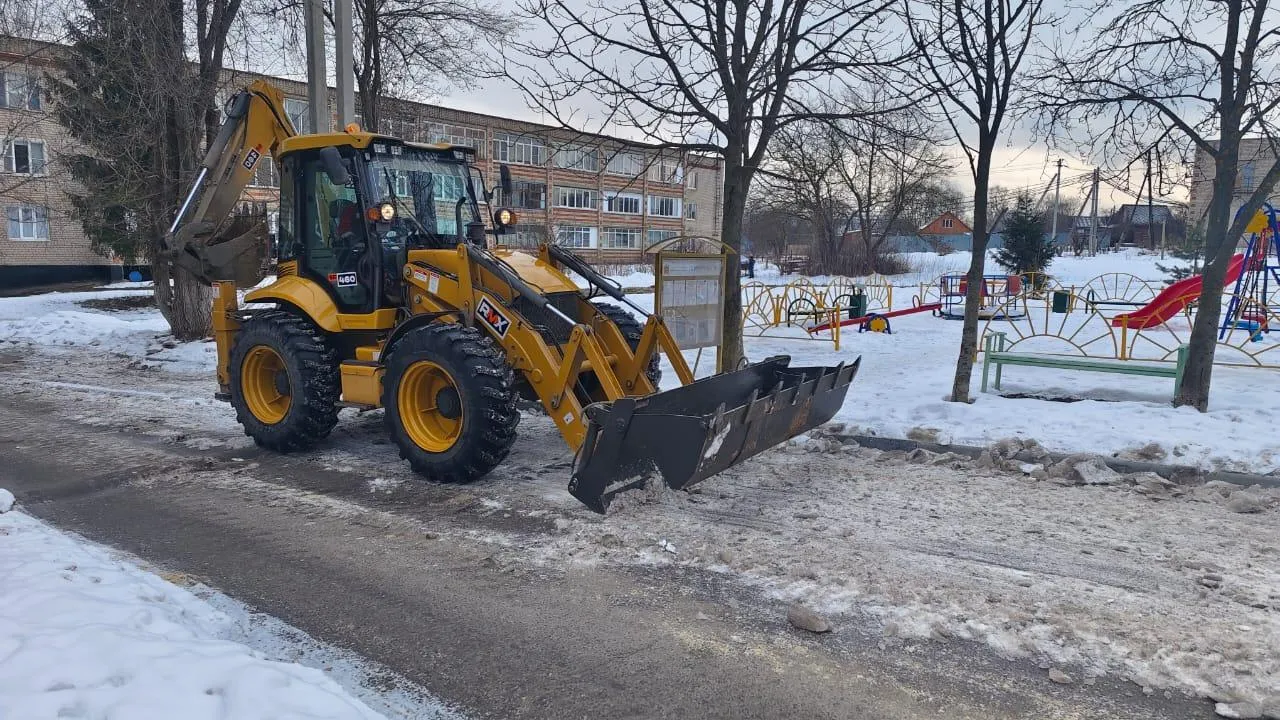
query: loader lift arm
162 80 297 287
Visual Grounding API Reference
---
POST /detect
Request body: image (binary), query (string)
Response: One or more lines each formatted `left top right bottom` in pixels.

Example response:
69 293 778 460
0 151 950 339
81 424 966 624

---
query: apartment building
1187 138 1279 230
0 36 115 287
0 35 724 289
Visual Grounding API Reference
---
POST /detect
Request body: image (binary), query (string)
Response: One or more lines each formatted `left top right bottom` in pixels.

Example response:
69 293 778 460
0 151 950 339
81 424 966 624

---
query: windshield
364 142 478 242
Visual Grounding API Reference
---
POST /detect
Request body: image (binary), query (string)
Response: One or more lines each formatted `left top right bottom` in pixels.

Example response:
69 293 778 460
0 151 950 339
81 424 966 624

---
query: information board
655 254 726 350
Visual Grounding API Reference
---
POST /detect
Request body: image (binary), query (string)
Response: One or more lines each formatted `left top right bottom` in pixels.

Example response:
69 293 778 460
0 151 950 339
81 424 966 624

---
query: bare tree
513 0 906 367
839 97 952 266
1037 0 1280 411
258 0 508 132
904 0 1053 403
759 104 949 275
743 200 804 266
893 180 965 232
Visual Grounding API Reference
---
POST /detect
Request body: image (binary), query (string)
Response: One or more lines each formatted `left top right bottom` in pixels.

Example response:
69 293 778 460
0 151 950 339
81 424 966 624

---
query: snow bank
0 508 395 720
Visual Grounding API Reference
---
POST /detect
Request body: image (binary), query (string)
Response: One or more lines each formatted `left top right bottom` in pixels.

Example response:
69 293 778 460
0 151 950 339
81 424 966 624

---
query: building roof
1113 204 1176 225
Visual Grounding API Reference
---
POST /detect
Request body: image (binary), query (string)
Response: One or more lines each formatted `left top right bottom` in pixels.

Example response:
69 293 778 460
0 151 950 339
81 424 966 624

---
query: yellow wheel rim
242 345 292 424
398 360 463 452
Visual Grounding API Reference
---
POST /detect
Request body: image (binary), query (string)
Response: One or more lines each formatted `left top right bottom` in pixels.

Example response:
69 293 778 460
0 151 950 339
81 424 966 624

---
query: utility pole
335 0 354 128
1152 149 1162 251
1050 158 1064 244
304 0 327 133
1089 168 1100 255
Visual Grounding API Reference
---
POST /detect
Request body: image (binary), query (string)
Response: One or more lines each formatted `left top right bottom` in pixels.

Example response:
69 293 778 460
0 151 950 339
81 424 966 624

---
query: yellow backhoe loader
163 80 860 512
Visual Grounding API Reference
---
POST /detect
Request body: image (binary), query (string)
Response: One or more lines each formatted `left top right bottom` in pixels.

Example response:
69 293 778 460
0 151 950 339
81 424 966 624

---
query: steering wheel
337 231 365 266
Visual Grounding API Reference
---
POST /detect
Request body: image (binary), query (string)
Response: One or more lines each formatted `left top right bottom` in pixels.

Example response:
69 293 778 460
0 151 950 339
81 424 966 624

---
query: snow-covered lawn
0 506 376 718
3 249 1277 475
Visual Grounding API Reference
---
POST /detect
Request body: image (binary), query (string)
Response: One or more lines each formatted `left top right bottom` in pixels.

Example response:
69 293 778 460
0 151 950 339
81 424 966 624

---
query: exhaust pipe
568 355 860 513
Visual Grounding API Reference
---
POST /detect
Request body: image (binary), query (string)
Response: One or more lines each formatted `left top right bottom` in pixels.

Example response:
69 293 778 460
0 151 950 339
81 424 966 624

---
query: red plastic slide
807 303 943 333
1111 254 1246 329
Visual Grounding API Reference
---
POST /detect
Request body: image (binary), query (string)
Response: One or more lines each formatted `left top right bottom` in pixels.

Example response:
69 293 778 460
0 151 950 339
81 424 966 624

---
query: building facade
1 37 116 287
1188 138 1279 229
0 35 725 289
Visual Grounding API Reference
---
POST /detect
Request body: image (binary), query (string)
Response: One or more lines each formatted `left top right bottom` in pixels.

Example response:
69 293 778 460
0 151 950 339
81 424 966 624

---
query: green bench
981 332 1189 399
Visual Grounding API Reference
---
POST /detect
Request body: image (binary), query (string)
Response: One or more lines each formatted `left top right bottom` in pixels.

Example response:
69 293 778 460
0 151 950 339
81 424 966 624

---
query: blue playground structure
1219 203 1280 341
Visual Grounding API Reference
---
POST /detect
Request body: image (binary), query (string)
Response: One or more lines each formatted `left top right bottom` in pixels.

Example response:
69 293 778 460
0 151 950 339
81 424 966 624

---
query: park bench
981 331 1189 399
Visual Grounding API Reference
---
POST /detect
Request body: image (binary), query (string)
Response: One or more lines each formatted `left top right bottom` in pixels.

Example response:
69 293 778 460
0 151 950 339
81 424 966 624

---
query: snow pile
0 290 165 352
0 508 391 720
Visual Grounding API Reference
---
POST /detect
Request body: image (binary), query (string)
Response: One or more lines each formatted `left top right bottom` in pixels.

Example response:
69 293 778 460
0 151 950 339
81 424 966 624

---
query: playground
633 206 1280 475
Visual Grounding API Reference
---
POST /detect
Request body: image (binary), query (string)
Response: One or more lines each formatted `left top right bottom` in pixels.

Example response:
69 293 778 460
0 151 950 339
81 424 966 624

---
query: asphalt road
0 353 1217 720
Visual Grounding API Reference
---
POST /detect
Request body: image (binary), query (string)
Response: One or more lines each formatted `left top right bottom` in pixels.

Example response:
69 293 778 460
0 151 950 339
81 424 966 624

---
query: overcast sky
120 0 1187 212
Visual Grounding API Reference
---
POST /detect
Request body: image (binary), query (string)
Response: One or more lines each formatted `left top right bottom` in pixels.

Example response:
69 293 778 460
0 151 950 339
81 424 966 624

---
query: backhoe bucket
569 355 860 513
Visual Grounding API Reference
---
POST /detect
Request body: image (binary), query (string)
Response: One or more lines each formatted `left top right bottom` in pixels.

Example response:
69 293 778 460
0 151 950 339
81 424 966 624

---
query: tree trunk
1174 144 1239 410
950 142 993 403
719 162 750 370
153 259 215 340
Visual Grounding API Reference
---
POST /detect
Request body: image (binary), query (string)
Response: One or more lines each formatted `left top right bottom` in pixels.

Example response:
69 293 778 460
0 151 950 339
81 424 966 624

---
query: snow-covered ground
0 500 459 720
3 250 1278 474
2 252 1278 716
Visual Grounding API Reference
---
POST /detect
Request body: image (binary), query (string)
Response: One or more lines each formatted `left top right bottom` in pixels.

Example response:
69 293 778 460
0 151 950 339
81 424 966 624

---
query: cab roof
279 131 475 158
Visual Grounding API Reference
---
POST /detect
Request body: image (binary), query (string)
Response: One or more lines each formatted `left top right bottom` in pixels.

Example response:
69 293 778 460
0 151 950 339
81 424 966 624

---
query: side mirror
499 164 512 197
319 146 350 186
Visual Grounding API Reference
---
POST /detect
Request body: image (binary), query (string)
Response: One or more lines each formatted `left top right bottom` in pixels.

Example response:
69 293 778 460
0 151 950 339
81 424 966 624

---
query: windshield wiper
382 168 432 238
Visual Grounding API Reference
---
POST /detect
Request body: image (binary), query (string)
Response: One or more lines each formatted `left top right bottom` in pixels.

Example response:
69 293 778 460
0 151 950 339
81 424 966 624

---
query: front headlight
494 208 517 228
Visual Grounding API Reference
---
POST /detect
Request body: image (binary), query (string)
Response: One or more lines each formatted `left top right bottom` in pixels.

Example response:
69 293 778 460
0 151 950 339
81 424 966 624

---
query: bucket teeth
568 355 860 513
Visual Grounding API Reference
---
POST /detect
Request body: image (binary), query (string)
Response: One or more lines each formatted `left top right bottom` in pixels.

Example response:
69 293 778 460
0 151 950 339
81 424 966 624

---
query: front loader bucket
569 355 860 513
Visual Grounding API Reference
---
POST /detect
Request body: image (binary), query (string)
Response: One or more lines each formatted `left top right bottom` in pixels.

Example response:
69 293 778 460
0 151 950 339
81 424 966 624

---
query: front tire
382 323 520 483
229 310 340 451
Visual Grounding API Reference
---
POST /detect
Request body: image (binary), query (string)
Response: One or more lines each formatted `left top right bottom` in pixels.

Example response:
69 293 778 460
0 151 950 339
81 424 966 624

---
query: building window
4 139 46 175
555 145 599 172
249 156 279 188
1 72 41 110
554 186 598 209
686 171 698 189
497 180 546 209
647 157 683 184
1240 162 1257 190
503 223 548 248
942 217 954 229
556 225 596 249
6 205 49 240
647 195 682 218
647 229 678 246
601 227 641 249
605 152 643 176
383 115 417 140
425 122 486 157
284 98 311 133
492 133 546 166
685 202 698 220
604 192 642 214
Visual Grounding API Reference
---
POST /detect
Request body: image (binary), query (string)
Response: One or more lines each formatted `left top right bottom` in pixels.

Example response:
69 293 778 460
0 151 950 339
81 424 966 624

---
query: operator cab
276 138 488 313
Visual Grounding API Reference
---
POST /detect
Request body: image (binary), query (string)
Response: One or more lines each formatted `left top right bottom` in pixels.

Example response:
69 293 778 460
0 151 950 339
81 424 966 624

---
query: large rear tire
382 323 520 483
229 310 340 451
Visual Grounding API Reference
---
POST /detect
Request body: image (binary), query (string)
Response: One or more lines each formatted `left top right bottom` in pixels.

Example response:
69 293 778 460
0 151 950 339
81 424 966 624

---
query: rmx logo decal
475 296 511 338
242 147 261 171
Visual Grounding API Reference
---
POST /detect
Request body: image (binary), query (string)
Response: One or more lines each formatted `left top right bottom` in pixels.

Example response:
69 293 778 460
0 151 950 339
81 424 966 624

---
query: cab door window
299 154 370 309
